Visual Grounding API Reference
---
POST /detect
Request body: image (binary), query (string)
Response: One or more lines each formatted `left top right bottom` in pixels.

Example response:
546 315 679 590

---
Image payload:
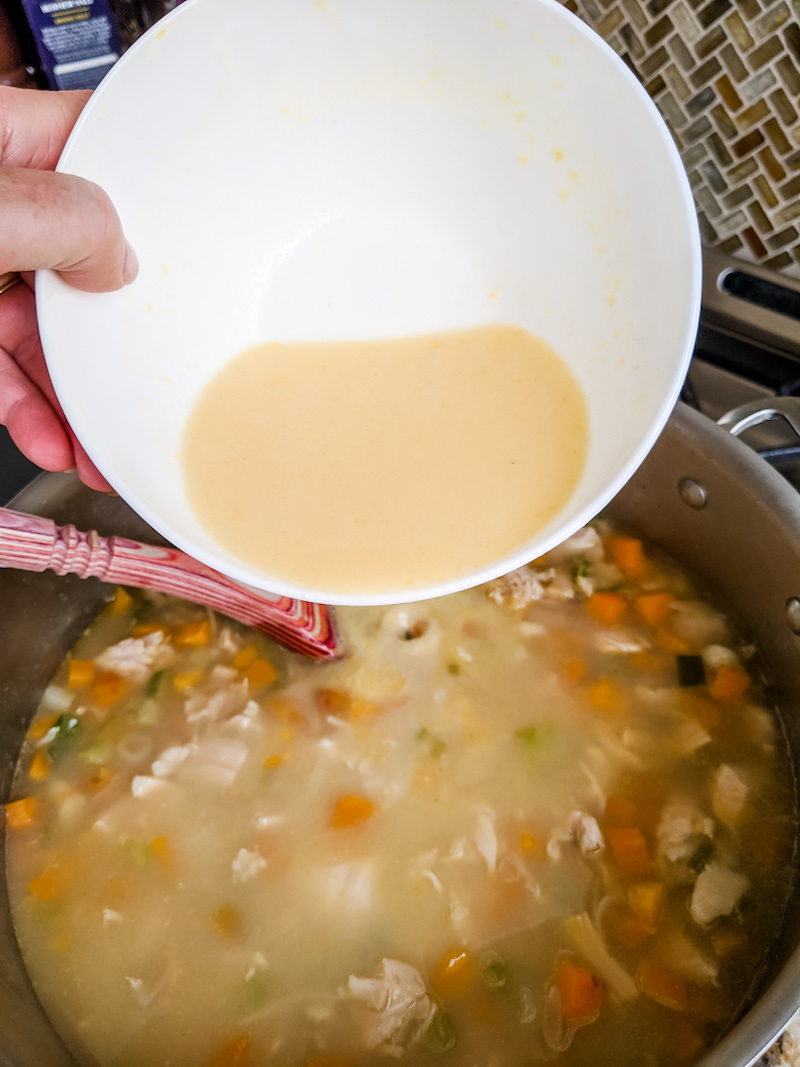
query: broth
5 523 796 1066
182 324 588 595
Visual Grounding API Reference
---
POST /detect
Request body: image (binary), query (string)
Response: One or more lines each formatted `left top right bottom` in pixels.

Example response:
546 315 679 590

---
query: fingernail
122 239 139 285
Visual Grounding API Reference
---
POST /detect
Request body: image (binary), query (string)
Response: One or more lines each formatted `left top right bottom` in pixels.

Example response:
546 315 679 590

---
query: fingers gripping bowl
38 0 700 605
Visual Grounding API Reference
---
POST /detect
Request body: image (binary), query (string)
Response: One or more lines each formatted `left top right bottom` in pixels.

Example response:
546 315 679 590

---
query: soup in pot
5 522 796 1065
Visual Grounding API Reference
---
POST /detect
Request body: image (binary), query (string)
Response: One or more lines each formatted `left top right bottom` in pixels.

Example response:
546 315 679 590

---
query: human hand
0 86 138 492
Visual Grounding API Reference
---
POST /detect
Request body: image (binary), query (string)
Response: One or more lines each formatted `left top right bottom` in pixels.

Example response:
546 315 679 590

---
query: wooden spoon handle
0 507 340 659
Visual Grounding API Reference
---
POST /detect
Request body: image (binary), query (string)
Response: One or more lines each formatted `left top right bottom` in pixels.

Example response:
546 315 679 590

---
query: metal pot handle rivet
785 598 800 635
679 477 707 509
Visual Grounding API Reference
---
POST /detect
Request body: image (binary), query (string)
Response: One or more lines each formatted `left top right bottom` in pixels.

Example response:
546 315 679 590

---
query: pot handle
717 396 800 439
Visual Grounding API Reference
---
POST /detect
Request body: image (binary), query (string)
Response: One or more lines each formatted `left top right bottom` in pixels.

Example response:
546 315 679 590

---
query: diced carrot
213 903 239 935
434 948 474 999
627 881 664 928
28 864 73 902
588 676 627 715
556 959 604 1020
67 659 95 690
350 699 379 720
609 912 653 947
679 689 720 729
90 671 128 708
315 688 351 715
5 796 38 830
216 1033 252 1065
710 664 749 702
607 827 652 875
634 593 675 627
490 876 527 921
607 535 647 579
520 831 541 853
27 713 57 741
86 767 111 792
173 670 203 693
267 693 304 724
562 656 588 682
150 836 172 869
630 650 667 673
586 592 627 626
243 659 278 692
29 750 51 781
331 794 375 829
636 961 687 1011
174 620 210 648
666 1019 706 1062
234 644 258 670
655 627 692 655
110 587 133 615
605 795 637 828
264 754 286 770
132 622 167 638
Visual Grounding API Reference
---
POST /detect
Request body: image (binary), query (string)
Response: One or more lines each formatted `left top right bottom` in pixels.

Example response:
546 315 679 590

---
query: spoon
0 506 340 659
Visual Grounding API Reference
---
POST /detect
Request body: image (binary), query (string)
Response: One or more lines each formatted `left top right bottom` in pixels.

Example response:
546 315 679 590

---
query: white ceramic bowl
39 0 701 606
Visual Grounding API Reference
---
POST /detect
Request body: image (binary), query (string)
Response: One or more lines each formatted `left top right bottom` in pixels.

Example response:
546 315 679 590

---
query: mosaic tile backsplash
560 0 800 278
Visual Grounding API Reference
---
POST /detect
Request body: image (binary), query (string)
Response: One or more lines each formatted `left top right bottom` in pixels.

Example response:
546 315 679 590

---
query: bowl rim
38 0 702 607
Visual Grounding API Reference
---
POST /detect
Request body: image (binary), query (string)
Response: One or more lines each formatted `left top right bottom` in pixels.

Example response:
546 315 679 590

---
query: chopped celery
145 669 169 699
515 723 554 749
242 975 271 1010
137 699 161 726
571 559 592 581
125 840 152 867
79 741 113 766
480 950 508 990
49 714 82 762
423 1009 456 1053
417 727 447 759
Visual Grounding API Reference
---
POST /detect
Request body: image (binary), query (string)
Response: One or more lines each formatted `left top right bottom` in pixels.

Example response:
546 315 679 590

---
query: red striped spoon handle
0 507 340 659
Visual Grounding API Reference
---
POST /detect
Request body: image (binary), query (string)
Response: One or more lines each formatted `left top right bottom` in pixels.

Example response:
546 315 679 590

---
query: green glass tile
765 116 792 154
721 183 754 208
720 42 749 81
711 102 738 138
684 114 714 141
742 224 769 255
695 24 727 56
700 158 729 191
686 86 717 115
748 36 782 69
776 55 800 96
622 0 649 29
739 67 778 103
719 235 745 253
689 55 723 88
672 1 701 40
770 87 797 126
697 210 719 241
753 171 780 207
732 129 766 156
646 74 667 96
597 7 625 35
766 225 799 250
697 0 733 27
664 61 692 98
775 200 800 225
779 173 800 199
747 199 774 231
641 44 671 77
727 156 759 180
682 143 709 167
760 144 787 181
739 98 770 128
645 13 674 46
725 10 755 49
783 22 800 64
763 252 793 270
667 34 696 71
753 0 791 36
620 22 645 58
708 130 734 165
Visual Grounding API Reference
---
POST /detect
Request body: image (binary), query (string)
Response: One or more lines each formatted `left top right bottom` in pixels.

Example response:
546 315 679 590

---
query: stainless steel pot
2 401 800 1066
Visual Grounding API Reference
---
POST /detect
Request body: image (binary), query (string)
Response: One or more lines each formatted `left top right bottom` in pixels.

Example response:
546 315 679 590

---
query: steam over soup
6 523 796 1066
181 324 588 596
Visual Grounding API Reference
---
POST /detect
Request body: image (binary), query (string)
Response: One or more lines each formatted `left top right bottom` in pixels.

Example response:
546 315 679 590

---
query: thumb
0 167 138 292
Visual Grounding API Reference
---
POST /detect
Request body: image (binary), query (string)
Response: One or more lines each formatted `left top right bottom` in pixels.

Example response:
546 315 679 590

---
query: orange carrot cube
5 796 38 830
331 794 375 828
586 592 627 625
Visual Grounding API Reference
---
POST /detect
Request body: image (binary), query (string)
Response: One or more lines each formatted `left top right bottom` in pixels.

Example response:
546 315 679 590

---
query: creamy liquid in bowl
182 324 588 596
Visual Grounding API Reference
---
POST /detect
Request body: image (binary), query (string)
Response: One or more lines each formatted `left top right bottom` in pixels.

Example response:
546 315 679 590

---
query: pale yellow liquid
182 324 588 594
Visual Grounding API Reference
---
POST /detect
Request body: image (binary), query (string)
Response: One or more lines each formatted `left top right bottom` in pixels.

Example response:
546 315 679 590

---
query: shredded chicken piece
151 744 196 778
690 862 749 925
672 714 712 755
591 629 650 654
474 809 498 872
656 798 715 864
488 567 547 609
95 632 175 685
564 913 638 1002
569 811 604 855
347 958 435 1058
184 682 248 725
232 847 267 884
701 644 740 672
711 764 749 828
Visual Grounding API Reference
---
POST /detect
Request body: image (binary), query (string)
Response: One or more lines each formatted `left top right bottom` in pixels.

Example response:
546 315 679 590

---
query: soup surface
182 324 588 596
6 523 796 1066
